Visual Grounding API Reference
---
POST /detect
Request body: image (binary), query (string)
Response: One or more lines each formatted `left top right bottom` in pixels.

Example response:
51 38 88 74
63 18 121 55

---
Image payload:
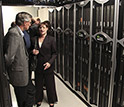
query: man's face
24 19 31 30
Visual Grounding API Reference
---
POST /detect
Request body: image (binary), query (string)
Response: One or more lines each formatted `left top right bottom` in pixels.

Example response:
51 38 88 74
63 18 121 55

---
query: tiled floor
10 75 88 107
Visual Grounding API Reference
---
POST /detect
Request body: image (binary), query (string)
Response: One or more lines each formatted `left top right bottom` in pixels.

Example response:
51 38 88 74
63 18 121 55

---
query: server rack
112 0 124 107
49 8 55 30
90 0 116 107
63 4 75 87
55 7 64 77
0 2 12 107
48 8 58 73
75 0 91 100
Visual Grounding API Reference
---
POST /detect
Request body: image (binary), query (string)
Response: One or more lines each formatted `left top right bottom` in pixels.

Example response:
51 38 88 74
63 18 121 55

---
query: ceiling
1 0 82 6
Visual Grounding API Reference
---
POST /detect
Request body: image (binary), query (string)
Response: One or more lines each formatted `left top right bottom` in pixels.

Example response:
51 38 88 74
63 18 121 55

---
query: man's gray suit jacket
4 26 29 86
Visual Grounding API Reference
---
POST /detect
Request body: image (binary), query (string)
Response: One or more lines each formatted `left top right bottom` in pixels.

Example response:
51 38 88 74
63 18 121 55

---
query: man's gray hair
15 12 32 26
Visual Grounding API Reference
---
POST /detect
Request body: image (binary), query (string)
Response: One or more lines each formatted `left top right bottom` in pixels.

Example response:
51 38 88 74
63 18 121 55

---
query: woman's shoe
49 104 54 107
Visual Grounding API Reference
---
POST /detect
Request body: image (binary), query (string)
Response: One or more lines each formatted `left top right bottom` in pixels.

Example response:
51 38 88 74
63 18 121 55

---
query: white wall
2 6 50 35
38 7 49 22
2 6 38 35
2 6 49 35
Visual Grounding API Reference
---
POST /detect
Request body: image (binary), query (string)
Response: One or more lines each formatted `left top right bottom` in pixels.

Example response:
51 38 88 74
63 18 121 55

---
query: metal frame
75 0 91 101
108 0 119 107
73 3 76 89
88 0 93 102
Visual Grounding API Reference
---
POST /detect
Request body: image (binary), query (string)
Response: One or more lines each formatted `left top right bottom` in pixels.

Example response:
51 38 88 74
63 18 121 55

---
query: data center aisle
10 75 88 107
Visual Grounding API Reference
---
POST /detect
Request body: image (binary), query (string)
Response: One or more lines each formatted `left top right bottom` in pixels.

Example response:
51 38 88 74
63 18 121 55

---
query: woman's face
39 24 48 36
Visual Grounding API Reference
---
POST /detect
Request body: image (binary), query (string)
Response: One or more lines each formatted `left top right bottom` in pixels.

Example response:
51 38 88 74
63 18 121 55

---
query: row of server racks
49 0 124 107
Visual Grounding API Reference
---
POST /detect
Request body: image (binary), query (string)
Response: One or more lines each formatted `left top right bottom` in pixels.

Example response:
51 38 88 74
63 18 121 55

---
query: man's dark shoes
36 103 41 107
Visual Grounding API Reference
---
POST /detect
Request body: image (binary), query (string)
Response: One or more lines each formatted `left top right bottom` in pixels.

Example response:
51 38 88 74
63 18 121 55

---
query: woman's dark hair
31 18 35 25
40 20 51 30
38 20 54 36
11 21 16 27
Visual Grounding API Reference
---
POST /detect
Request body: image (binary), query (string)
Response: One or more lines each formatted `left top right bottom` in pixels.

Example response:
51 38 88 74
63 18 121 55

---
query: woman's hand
33 49 39 55
43 62 51 70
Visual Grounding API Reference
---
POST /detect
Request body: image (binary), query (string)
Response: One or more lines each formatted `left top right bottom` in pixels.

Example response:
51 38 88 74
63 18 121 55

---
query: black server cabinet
55 7 64 77
112 0 124 107
49 9 55 31
75 0 91 100
63 4 74 87
90 0 115 107
0 2 12 107
49 8 58 72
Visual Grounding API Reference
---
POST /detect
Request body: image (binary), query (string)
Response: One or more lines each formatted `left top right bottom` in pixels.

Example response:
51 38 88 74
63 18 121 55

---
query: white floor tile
10 75 88 107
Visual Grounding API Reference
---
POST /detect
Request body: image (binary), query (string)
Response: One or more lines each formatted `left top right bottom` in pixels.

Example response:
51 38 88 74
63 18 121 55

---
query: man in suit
4 12 33 107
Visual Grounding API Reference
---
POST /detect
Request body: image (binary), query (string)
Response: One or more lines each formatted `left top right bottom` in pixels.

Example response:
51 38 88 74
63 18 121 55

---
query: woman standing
32 21 58 107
